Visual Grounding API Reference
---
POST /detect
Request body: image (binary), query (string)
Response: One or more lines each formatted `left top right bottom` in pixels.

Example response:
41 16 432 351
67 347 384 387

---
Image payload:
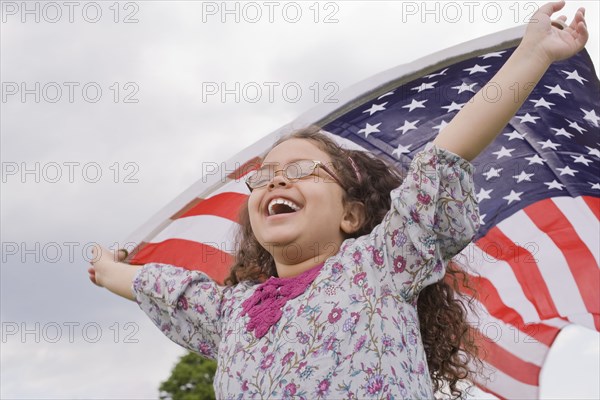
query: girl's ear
340 201 366 235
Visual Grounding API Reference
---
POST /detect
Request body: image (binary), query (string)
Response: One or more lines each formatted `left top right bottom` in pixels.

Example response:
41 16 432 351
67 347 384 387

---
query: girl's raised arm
433 0 588 161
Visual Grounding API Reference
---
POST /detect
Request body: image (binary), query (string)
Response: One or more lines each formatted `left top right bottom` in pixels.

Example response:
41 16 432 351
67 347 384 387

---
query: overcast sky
1 1 599 399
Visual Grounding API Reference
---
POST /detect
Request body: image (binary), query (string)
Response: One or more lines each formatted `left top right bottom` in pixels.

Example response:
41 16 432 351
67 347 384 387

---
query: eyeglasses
245 159 344 191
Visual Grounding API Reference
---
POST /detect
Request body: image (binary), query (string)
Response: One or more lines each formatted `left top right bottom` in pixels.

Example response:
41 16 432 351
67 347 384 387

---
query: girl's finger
117 249 129 262
576 21 589 45
88 267 98 285
569 9 583 30
579 8 586 26
551 19 568 30
538 0 566 17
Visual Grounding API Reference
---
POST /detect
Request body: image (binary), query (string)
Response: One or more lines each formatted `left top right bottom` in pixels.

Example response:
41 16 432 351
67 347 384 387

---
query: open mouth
267 198 302 216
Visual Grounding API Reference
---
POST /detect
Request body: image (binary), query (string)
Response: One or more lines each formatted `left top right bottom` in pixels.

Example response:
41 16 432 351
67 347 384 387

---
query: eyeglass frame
245 159 345 192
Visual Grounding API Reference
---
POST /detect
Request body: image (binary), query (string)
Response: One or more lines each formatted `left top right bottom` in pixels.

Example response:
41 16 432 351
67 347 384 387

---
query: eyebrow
258 158 312 167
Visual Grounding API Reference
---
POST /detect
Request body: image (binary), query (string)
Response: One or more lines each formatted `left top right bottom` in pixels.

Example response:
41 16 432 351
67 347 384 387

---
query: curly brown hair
225 126 480 398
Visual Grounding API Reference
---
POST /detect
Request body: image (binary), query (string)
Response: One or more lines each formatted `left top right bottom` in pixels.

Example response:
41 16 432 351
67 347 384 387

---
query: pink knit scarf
241 263 323 338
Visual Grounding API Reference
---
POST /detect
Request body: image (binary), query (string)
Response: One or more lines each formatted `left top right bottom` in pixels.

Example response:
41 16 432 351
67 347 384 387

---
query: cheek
248 192 263 238
247 194 261 220
311 188 345 217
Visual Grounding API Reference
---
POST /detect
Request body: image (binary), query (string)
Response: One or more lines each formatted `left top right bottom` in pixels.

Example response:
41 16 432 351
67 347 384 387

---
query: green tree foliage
159 352 217 400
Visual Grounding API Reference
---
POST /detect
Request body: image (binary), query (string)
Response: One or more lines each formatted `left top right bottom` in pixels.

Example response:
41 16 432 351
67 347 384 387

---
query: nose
268 170 289 189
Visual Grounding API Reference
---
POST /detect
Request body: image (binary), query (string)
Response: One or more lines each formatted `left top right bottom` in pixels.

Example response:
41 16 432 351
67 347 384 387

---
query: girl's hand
87 245 128 286
522 1 588 65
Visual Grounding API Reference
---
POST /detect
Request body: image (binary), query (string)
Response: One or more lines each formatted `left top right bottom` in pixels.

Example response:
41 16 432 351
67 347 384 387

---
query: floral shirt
133 142 480 399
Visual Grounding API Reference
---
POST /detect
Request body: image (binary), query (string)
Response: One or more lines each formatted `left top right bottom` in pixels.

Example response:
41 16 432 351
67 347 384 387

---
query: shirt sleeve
369 141 480 301
132 263 227 359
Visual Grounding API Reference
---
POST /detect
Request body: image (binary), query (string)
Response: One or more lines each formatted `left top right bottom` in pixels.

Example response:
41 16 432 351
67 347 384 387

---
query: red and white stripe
129 163 256 283
458 195 599 399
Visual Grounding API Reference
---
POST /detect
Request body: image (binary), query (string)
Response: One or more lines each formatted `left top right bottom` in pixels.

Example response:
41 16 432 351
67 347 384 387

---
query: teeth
268 198 301 216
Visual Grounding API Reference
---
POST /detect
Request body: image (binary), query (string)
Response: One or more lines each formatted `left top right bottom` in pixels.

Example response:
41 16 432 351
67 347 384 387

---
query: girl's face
247 138 348 264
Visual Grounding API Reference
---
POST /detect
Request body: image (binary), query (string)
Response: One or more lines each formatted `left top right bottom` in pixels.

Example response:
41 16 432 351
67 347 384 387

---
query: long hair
225 126 480 398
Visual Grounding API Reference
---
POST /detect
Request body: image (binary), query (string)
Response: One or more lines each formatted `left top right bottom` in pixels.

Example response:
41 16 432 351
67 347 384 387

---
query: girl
89 2 588 398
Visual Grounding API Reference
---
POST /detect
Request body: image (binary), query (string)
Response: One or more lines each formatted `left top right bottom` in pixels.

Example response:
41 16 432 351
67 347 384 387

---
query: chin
254 218 304 246
257 232 299 249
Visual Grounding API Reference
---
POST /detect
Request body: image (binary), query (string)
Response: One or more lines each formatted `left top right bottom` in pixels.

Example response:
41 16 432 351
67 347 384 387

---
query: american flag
125 27 599 399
